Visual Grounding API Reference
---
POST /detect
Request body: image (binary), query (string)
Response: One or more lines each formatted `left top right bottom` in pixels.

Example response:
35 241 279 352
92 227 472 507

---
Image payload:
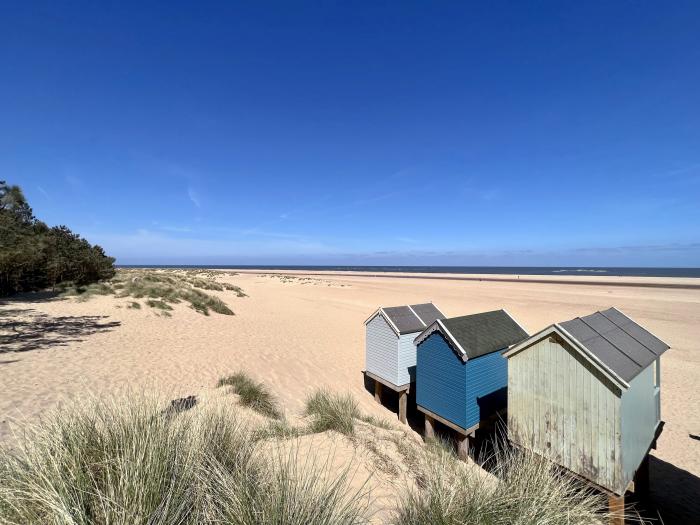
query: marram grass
218 372 283 420
304 389 360 436
0 393 621 525
0 395 367 525
394 437 617 525
61 268 243 316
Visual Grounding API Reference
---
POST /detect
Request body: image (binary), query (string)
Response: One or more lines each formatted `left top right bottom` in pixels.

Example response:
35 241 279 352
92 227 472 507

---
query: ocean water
118 265 700 278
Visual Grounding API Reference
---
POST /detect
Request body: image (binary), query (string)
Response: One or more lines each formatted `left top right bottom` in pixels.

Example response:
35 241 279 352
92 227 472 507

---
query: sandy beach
1 270 698 521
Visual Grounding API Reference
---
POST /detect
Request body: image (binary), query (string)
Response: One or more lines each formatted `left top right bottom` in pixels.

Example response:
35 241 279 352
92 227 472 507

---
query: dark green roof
440 310 528 359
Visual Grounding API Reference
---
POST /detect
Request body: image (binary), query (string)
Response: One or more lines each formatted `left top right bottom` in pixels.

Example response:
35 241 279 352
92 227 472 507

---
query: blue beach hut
414 309 528 457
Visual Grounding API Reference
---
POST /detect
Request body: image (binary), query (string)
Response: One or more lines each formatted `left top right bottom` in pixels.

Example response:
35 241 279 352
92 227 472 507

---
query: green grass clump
218 372 282 420
146 298 173 311
394 439 612 525
304 389 359 436
0 395 368 524
127 301 141 309
60 281 114 300
62 269 244 316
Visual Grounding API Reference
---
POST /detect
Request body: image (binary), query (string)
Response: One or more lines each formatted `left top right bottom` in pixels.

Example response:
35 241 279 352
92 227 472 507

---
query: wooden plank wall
508 335 623 493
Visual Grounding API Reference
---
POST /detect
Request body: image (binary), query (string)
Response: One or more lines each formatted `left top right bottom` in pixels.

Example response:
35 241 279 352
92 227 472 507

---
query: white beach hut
364 303 445 423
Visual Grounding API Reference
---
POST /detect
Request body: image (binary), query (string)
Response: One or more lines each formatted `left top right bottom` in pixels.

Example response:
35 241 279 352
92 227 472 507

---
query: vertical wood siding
416 332 467 429
508 336 623 493
464 351 508 429
365 315 400 385
397 333 418 385
620 364 659 487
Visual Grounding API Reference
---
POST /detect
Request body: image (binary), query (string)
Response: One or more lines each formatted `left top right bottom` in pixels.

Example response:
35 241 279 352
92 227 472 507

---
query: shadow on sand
642 454 700 524
0 307 121 353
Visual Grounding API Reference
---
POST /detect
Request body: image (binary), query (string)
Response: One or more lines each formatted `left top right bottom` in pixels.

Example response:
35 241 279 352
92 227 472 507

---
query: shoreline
229 269 700 290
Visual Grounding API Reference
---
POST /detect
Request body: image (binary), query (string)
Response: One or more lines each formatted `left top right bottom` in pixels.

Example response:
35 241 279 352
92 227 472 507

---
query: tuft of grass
59 281 114 300
146 298 173 311
394 438 613 525
127 301 142 309
252 420 306 441
304 389 359 436
61 269 243 316
0 395 369 525
359 414 394 431
218 372 282 420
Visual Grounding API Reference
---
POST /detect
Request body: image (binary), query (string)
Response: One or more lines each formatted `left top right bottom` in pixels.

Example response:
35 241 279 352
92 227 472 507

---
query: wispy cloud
65 175 83 189
160 225 194 233
187 187 201 208
37 185 49 199
89 228 332 262
395 236 419 244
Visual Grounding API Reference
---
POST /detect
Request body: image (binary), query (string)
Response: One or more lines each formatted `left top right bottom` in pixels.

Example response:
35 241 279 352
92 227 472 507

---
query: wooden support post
634 455 650 498
398 390 408 424
374 380 382 403
457 435 469 461
424 414 435 440
608 493 625 525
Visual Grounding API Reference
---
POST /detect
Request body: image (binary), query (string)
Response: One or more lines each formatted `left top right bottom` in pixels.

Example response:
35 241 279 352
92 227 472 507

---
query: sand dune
1 270 698 521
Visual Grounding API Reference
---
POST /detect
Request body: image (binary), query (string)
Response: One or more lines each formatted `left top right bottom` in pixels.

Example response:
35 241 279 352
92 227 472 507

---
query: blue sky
2 2 699 266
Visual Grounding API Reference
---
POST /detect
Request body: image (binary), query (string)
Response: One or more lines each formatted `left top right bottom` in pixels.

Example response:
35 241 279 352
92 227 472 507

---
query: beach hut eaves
504 307 669 385
416 309 528 362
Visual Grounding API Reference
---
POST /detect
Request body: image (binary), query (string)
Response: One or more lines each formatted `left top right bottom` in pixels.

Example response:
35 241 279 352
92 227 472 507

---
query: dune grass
61 269 244 316
0 395 368 525
394 438 613 525
304 389 360 436
218 372 283 420
0 391 618 525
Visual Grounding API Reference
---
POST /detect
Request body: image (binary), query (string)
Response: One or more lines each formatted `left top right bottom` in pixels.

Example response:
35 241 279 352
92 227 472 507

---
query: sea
117 265 700 278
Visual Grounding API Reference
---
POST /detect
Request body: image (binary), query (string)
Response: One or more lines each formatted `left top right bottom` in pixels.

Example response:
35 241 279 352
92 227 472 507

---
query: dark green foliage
0 181 115 296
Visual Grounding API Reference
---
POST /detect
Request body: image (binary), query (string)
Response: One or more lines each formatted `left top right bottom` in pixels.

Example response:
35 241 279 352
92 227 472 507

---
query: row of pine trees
0 181 115 296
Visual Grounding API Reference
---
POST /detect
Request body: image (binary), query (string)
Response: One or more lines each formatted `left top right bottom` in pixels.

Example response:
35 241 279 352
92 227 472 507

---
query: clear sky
2 2 699 266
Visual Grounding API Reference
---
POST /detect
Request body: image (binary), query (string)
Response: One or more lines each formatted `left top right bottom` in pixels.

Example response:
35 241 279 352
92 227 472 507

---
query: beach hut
364 303 445 423
414 309 528 458
503 307 669 523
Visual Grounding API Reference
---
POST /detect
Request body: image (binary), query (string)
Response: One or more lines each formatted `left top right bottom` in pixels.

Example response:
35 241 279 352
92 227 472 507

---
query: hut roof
558 308 669 383
365 303 445 335
415 309 528 361
503 307 670 388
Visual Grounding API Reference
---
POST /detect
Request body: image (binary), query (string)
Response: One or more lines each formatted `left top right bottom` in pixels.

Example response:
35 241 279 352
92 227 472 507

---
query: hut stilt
608 493 625 525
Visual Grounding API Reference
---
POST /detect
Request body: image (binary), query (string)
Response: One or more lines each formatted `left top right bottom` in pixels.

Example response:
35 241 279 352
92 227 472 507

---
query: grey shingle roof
558 308 669 383
440 310 528 359
379 303 445 334
410 303 444 326
383 306 424 334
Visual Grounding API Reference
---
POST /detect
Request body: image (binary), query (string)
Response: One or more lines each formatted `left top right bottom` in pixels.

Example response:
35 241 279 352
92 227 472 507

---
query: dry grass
0 395 369 525
218 372 283 420
304 389 360 436
394 438 616 525
0 391 619 525
60 268 245 316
